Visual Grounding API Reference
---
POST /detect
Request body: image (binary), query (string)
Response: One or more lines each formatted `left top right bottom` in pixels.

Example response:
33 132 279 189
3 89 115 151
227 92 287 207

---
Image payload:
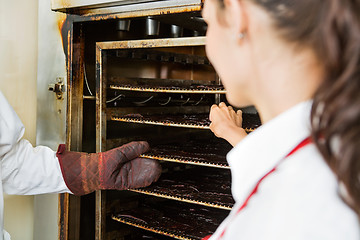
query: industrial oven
46 1 261 239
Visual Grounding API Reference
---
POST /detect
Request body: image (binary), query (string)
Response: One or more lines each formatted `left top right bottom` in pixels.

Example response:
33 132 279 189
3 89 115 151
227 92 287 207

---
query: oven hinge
48 77 66 100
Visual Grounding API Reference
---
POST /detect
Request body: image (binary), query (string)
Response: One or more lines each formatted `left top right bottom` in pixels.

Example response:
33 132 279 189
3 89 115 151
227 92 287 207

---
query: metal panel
52 0 155 10
36 0 67 150
95 37 108 240
97 36 206 50
52 0 201 11
35 0 67 240
51 0 202 15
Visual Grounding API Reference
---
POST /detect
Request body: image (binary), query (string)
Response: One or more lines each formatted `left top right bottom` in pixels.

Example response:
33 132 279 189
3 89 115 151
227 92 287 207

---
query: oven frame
59 3 205 240
95 37 207 239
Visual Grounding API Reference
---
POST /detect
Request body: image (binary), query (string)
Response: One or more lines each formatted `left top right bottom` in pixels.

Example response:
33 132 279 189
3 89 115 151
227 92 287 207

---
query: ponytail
310 0 360 215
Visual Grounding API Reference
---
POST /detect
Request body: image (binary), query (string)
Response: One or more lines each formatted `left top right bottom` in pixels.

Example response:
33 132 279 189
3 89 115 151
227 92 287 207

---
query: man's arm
2 139 71 195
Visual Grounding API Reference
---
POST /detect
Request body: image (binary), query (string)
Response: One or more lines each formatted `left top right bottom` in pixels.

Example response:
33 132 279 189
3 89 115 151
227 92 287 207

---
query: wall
0 0 38 239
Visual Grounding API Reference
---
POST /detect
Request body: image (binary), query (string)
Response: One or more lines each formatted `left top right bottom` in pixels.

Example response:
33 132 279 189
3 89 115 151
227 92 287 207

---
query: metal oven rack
95 37 235 239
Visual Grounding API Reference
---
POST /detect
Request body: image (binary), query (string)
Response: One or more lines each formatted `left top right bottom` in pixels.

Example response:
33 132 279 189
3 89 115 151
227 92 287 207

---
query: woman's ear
223 0 248 38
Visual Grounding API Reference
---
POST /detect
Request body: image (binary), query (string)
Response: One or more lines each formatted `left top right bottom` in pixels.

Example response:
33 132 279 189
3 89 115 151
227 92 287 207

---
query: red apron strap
285 137 312 158
203 137 312 240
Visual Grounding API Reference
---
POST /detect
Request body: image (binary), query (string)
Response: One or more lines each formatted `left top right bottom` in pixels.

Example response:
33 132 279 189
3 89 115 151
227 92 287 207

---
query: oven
49 1 261 239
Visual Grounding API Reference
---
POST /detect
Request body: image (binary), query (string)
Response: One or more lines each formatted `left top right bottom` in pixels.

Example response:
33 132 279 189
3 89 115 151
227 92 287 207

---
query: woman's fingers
210 103 242 125
209 104 220 122
208 103 247 147
209 102 244 130
236 109 243 127
219 102 227 108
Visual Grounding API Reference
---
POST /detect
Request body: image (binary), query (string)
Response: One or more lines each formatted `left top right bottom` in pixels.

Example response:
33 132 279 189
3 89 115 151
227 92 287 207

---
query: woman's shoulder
271 144 360 236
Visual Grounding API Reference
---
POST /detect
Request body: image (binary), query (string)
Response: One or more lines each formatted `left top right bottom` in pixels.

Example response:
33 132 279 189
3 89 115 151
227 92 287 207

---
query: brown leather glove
56 141 161 195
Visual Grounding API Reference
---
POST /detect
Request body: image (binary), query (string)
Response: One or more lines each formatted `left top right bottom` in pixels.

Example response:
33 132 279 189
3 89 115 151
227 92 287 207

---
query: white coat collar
227 101 313 204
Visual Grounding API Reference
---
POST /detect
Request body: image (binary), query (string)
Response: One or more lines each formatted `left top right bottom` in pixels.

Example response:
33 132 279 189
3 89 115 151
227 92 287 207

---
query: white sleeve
0 91 25 160
1 139 71 195
0 91 71 195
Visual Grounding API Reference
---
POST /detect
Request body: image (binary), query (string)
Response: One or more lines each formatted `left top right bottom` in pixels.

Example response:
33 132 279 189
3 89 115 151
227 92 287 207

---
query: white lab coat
210 101 360 240
0 91 71 240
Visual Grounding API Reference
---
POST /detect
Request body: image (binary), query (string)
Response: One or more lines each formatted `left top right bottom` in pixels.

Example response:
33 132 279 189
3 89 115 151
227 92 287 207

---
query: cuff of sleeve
57 144 66 154
56 144 75 195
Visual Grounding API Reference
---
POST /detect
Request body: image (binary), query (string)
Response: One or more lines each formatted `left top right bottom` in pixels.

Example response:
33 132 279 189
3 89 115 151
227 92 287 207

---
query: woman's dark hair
217 0 360 215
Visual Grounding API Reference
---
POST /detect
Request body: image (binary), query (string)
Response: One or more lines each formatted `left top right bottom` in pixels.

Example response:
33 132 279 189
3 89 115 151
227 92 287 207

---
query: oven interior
67 11 261 240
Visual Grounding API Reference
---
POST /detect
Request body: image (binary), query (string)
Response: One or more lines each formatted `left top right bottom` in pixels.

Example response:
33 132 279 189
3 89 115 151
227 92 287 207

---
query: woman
0 91 161 240
203 0 360 239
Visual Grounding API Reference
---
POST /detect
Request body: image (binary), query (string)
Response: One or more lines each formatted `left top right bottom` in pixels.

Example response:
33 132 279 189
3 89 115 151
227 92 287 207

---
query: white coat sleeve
0 91 71 195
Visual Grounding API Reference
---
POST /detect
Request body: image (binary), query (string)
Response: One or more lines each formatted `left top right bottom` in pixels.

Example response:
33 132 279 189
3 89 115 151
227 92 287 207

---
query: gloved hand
56 141 161 195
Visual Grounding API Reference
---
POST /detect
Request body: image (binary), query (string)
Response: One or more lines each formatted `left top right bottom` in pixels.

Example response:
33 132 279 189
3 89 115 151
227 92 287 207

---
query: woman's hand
209 102 247 146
